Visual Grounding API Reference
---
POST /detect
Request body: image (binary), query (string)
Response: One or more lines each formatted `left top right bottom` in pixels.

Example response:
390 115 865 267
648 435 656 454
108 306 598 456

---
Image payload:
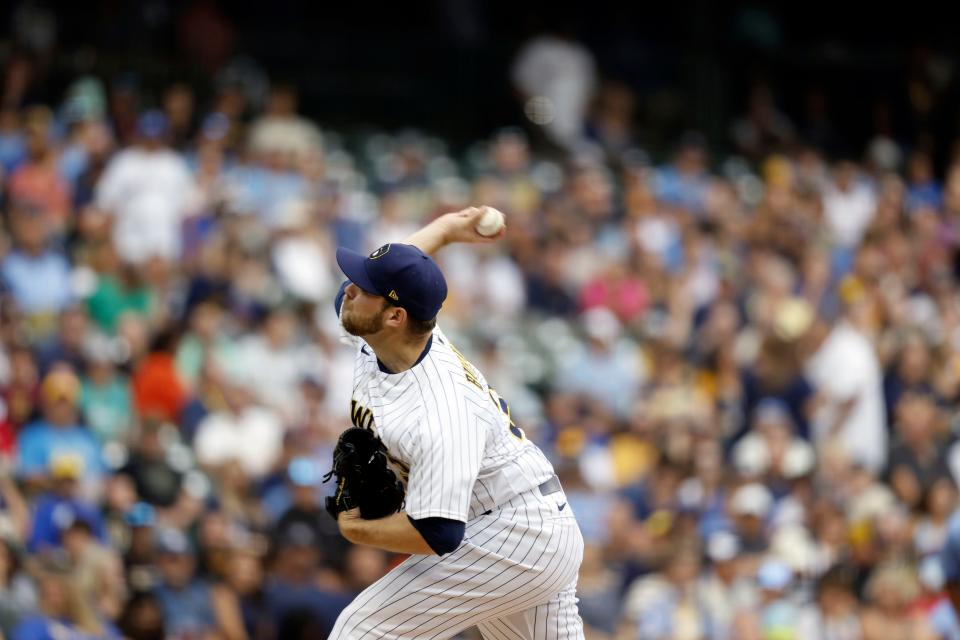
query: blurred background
1 1 960 639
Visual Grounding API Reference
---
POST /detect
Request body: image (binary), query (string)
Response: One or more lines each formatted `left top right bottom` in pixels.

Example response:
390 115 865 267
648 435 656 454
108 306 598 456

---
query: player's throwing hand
440 206 506 244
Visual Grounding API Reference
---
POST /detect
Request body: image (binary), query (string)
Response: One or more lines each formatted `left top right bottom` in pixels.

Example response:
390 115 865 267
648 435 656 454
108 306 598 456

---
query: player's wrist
337 508 363 541
435 213 458 247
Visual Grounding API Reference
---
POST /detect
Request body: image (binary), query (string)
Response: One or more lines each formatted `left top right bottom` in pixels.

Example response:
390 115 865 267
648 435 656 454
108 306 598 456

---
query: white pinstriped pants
330 487 585 639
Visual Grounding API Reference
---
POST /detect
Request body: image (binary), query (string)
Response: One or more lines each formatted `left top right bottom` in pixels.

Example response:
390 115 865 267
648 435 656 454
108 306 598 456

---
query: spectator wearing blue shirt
905 151 943 212
653 133 712 214
27 457 106 554
152 528 236 639
0 108 26 173
15 370 103 493
12 560 120 640
0 205 72 339
266 523 352 638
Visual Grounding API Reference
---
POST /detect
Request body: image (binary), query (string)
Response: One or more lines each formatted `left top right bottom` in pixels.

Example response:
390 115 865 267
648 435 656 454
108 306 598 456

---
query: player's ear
384 305 405 327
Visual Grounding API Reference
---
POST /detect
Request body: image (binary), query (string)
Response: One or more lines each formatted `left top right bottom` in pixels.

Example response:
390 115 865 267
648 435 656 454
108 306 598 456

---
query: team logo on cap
369 244 391 260
388 290 399 301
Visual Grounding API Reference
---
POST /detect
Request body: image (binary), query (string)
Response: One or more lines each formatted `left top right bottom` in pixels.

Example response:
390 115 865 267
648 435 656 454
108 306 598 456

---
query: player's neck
365 332 432 374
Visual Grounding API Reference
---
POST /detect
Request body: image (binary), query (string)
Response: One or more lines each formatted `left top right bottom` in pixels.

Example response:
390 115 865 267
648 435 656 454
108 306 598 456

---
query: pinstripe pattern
347 328 556 522
332 325 584 639
330 487 585 639
477 584 583 640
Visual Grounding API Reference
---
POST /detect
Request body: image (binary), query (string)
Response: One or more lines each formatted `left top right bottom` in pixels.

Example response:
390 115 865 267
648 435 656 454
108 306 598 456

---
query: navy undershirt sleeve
407 516 466 556
334 280 349 317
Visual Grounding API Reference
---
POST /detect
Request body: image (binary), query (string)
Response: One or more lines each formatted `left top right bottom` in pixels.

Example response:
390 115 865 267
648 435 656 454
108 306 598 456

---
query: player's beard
342 305 388 337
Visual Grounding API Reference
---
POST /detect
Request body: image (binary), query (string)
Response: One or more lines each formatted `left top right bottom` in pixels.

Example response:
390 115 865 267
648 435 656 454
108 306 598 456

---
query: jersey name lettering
448 343 483 390
350 399 375 431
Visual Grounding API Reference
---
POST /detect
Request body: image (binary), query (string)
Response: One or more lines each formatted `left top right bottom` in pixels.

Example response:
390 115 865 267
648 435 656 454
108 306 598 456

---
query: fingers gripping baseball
443 206 506 244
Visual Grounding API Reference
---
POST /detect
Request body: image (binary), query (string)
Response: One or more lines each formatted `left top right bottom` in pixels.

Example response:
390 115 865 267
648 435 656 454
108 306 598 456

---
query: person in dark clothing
265 523 352 639
886 391 952 511
119 420 182 508
272 457 348 573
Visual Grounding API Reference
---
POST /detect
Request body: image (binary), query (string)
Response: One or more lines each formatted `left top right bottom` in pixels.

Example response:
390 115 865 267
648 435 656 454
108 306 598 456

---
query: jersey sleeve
407 516 465 555
404 408 486 522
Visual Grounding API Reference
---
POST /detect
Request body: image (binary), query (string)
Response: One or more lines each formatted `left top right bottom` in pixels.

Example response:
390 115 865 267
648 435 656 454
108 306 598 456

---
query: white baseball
475 206 505 237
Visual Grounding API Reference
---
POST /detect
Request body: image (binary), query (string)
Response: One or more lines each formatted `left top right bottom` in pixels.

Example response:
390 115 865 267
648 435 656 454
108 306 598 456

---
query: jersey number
489 389 526 442
449 340 526 442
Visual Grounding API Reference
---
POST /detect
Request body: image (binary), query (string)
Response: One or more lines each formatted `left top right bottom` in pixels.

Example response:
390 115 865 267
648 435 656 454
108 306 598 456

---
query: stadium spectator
1 16 960 636
0 536 36 636
7 106 70 235
15 370 102 492
26 454 106 553
95 110 198 264
511 31 597 153
151 527 230 639
1 203 72 337
10 559 121 640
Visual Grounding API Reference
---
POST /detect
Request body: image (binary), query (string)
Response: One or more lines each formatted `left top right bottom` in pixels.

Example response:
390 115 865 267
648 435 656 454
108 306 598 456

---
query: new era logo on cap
336 243 448 321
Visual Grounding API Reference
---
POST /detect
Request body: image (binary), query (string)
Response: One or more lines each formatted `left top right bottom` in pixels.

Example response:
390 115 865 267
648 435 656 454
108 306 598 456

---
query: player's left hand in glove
323 427 405 520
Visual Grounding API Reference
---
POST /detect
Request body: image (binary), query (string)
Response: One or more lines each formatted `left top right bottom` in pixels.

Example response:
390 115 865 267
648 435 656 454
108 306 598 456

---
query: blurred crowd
2 12 960 640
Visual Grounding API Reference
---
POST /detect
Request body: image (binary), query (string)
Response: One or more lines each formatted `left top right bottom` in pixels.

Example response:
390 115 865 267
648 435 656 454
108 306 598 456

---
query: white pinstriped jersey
341 323 556 523
333 291 585 639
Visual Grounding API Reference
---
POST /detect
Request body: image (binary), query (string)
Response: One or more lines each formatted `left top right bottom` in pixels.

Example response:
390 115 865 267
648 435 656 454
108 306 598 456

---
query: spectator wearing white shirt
511 32 597 152
95 111 199 264
556 306 644 419
233 305 324 423
822 161 877 251
193 382 283 480
270 199 335 303
247 84 322 162
804 303 887 475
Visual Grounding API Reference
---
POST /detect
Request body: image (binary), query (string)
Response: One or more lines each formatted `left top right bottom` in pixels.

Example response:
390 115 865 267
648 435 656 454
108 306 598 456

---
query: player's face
341 283 391 337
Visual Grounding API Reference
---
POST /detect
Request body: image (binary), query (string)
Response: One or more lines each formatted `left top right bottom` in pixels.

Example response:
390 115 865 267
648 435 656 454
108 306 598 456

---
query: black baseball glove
323 427 405 520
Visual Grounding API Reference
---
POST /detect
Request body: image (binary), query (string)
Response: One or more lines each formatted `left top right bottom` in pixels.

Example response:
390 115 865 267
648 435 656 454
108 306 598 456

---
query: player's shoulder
420 331 485 385
426 327 456 360
427 328 473 365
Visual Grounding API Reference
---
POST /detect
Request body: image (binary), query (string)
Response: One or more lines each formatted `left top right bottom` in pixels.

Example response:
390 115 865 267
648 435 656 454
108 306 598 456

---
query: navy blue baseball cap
336 243 447 321
137 110 169 139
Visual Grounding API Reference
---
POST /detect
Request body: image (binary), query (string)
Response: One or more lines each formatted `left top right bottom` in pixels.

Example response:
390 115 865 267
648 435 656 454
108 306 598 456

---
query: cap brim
336 247 379 294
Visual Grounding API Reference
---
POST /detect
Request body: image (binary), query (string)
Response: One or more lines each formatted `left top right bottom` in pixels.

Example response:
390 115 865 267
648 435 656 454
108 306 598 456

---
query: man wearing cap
265 521 353 638
697 531 756 639
328 208 586 638
15 369 103 493
26 452 106 553
95 109 198 264
272 457 345 571
152 527 222 639
729 483 774 555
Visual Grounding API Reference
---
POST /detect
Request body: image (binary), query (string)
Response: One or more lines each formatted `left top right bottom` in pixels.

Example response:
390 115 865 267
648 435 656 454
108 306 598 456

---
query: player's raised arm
403 206 505 255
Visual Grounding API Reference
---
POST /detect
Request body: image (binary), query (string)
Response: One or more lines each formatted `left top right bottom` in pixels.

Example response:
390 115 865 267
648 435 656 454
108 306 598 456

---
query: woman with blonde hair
11 558 121 639
860 562 937 640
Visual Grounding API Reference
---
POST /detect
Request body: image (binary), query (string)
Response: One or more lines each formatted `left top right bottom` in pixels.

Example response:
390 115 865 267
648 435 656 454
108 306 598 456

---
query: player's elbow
408 516 466 556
